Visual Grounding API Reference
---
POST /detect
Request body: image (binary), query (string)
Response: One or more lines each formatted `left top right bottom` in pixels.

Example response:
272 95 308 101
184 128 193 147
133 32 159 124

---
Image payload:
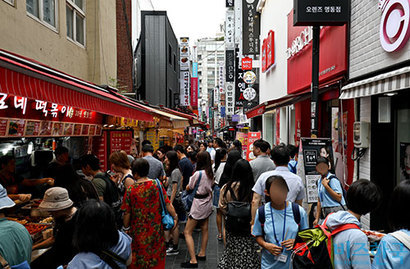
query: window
66 0 85 46
168 44 172 65
26 0 57 28
173 54 176 71
3 0 15 6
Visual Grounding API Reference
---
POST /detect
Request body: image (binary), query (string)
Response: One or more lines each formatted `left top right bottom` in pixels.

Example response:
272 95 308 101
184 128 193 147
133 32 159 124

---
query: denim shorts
213 185 221 208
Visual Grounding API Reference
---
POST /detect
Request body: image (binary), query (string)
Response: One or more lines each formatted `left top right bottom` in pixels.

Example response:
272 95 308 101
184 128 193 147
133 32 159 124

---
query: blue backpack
258 202 302 235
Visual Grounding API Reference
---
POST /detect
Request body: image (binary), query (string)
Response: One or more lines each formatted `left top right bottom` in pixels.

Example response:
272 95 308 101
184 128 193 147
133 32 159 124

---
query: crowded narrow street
1 0 410 268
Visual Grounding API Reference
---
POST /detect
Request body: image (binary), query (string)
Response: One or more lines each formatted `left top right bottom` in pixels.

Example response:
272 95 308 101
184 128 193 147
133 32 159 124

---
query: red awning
0 50 154 122
246 105 266 119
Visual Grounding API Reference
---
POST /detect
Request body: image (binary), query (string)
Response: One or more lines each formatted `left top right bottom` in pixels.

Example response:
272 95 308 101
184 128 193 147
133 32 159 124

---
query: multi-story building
196 34 225 123
0 0 117 86
134 11 179 108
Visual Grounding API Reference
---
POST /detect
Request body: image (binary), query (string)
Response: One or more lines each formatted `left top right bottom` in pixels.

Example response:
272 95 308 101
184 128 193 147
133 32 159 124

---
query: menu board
0 118 8 136
110 131 133 154
81 124 89 136
73 124 82 136
52 122 64 136
92 131 108 171
89 125 96 136
25 120 41 136
39 121 52 136
64 123 74 136
8 119 26 137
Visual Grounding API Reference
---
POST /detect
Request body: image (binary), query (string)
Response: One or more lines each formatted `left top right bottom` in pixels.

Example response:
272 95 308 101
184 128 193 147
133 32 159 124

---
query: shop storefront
340 0 410 230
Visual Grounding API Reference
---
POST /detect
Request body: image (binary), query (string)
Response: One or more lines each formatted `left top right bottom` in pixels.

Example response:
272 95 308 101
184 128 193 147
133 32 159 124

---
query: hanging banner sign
235 48 245 107
180 71 190 106
225 82 235 116
191 77 198 108
225 9 235 49
225 50 235 82
242 0 260 55
180 37 190 71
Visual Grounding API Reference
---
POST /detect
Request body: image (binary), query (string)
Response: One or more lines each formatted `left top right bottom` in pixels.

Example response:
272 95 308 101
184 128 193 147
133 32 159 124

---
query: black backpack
94 173 123 226
225 188 252 236
258 202 301 236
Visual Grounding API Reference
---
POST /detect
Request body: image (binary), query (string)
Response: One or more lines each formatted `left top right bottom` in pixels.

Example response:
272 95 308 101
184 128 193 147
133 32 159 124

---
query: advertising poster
179 37 190 71
74 124 82 136
64 123 74 136
8 119 25 137
89 125 96 136
246 132 261 161
52 122 64 136
180 71 190 106
301 137 334 203
82 124 90 136
0 118 7 136
39 121 52 136
242 0 260 55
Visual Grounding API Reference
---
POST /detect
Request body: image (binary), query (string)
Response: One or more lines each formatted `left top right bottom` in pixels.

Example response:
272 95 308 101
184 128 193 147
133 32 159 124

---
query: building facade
340 0 410 231
0 0 117 86
134 11 179 108
196 36 225 123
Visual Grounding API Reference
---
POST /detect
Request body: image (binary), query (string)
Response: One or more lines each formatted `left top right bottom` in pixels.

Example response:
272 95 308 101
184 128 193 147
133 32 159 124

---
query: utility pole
311 26 320 138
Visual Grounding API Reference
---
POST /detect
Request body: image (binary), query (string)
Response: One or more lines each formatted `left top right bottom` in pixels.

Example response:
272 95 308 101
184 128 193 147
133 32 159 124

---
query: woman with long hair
218 159 259 268
218 150 242 188
68 200 132 268
164 150 183 255
213 148 228 241
181 151 214 268
229 140 243 156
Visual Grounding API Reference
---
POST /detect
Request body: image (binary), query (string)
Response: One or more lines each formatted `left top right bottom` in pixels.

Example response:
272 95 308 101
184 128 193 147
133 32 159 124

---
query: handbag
181 171 202 212
154 179 175 230
226 188 251 235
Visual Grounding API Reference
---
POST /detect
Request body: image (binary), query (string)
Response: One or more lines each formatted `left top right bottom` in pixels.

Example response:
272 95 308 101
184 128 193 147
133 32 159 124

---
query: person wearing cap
0 184 32 268
31 187 78 269
142 144 166 181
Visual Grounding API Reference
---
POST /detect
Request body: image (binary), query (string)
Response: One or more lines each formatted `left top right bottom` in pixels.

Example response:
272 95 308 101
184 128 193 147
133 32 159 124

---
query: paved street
166 211 225 268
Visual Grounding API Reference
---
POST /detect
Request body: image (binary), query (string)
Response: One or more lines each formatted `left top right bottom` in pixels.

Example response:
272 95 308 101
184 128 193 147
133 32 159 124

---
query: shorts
213 185 221 208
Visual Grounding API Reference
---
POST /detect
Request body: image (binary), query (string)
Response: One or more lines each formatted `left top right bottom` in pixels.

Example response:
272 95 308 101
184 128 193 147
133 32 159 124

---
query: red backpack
291 214 360 269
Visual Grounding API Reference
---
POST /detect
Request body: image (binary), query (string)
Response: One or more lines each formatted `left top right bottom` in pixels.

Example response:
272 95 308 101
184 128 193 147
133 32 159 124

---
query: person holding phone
313 157 346 226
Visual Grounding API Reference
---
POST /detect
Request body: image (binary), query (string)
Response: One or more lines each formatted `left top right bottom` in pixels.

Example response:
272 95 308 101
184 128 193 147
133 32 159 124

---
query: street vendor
0 155 54 195
31 187 77 269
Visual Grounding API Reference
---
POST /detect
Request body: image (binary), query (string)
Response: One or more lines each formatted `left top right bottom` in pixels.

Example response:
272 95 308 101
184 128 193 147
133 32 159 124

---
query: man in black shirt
174 145 194 190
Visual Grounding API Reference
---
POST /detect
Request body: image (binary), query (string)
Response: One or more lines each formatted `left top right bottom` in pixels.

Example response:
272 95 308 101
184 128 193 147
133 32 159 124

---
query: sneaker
217 234 223 241
166 248 179 256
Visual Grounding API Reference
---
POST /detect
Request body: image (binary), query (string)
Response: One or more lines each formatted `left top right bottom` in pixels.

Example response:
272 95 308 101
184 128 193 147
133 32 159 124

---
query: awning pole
311 26 320 138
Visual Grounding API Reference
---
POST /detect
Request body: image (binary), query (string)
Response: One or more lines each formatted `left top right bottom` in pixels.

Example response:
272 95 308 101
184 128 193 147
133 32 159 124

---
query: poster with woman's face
400 143 410 180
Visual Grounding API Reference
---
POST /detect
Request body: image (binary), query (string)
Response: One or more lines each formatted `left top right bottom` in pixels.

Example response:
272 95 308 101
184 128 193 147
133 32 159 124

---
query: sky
132 0 226 46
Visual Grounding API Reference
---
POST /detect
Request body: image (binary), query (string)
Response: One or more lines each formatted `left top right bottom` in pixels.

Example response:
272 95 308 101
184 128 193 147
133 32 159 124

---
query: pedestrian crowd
0 137 409 269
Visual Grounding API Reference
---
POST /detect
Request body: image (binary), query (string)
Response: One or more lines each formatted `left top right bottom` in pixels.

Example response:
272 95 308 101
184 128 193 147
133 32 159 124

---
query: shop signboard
286 11 347 94
246 132 261 161
180 37 190 71
225 50 235 82
242 57 253 70
293 0 350 26
226 0 234 7
300 137 334 203
192 62 198 78
262 39 267 72
110 131 133 154
379 0 410 52
267 30 275 68
225 9 235 50
180 71 190 106
191 77 198 108
235 48 246 107
242 0 260 55
225 82 235 116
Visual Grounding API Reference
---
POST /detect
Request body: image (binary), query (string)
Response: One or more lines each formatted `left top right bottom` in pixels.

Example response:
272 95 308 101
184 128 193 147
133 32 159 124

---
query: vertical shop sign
225 9 235 49
225 82 235 116
242 0 260 55
180 71 190 106
225 50 235 82
235 48 246 107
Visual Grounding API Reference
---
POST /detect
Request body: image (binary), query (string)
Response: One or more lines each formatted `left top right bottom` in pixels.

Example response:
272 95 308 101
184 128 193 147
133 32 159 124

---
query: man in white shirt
251 145 305 224
206 140 216 163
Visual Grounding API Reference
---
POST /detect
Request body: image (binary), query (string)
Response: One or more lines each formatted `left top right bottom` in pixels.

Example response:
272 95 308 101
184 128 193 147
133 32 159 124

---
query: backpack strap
258 205 266 237
291 202 301 230
331 223 360 236
0 253 10 269
327 175 346 210
390 231 410 250
96 250 126 269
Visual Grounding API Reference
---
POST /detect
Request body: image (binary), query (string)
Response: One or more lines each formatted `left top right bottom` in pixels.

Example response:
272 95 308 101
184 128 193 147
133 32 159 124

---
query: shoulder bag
181 171 202 212
154 179 175 230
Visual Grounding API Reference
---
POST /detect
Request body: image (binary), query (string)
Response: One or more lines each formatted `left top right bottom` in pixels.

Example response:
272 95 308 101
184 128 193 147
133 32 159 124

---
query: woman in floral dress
122 158 178 269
